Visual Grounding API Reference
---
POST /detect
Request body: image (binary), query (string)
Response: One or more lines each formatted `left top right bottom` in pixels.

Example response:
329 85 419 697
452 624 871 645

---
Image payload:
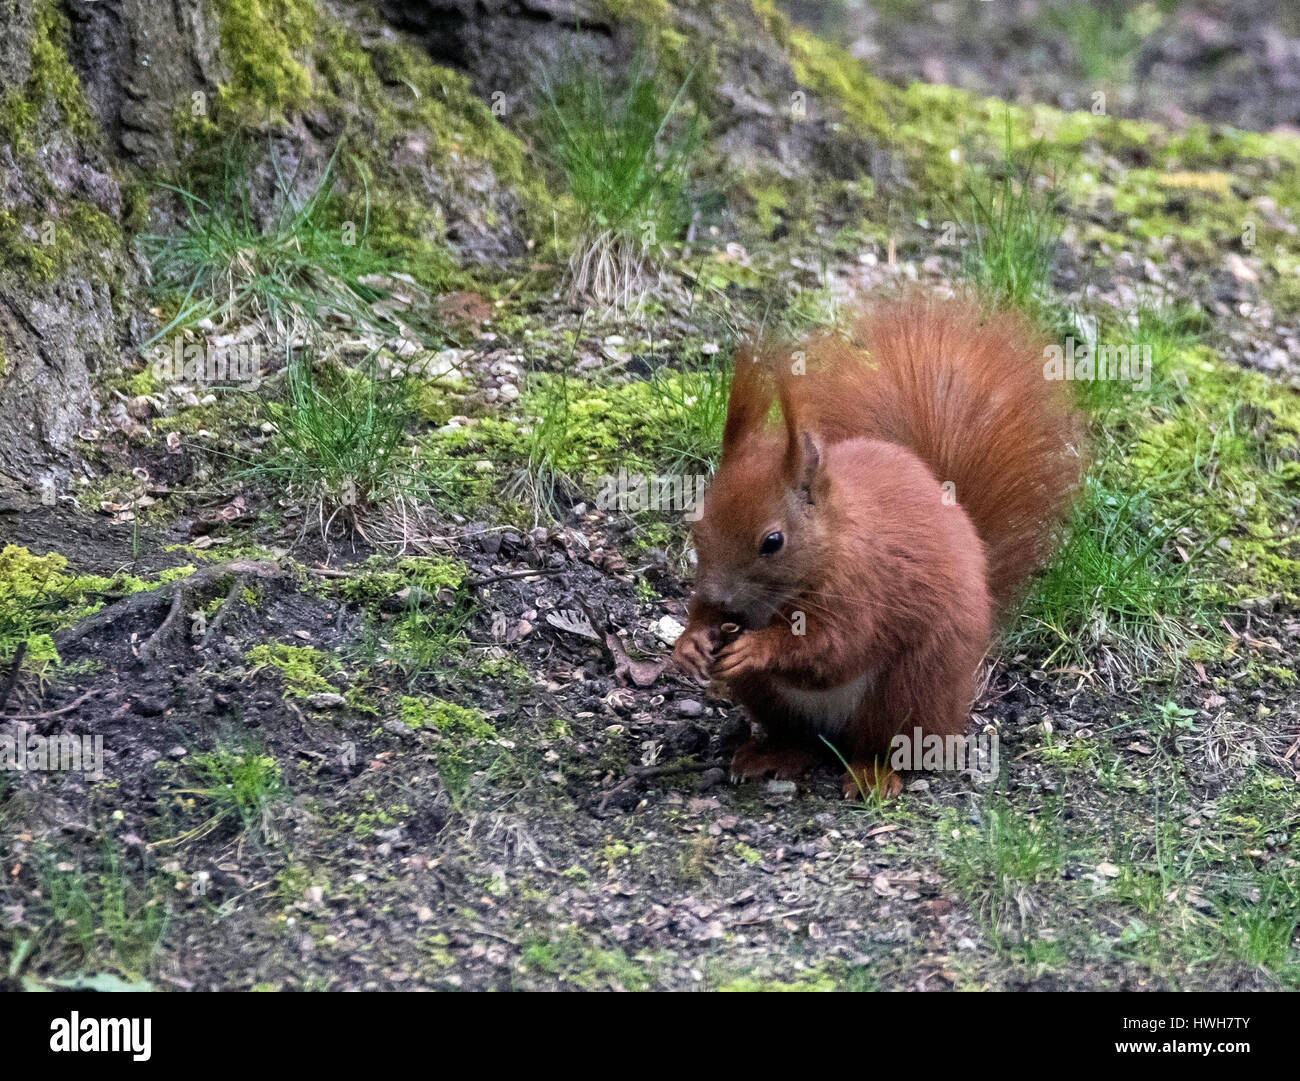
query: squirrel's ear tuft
775 357 821 499
790 430 823 501
722 343 774 454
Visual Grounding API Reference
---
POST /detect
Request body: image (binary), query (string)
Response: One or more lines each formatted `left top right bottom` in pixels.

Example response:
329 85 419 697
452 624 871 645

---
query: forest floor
2 3 1299 991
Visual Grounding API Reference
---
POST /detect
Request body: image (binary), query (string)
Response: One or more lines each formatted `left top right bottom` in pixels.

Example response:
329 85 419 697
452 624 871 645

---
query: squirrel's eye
759 531 784 556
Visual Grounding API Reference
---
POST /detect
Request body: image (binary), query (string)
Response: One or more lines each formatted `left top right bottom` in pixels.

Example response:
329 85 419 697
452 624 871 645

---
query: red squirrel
673 295 1085 797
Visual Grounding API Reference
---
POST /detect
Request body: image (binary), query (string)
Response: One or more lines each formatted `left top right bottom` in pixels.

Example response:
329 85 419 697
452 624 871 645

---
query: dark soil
782 0 1300 131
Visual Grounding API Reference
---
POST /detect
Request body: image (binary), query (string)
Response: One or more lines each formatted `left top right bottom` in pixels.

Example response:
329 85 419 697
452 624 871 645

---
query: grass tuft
1008 475 1211 676
248 351 421 542
1045 0 1163 86
539 56 701 307
182 744 285 844
16 840 169 984
139 144 434 348
956 120 1063 320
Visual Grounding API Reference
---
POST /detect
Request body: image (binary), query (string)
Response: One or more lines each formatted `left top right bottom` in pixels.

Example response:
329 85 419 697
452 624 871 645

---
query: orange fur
674 294 1084 787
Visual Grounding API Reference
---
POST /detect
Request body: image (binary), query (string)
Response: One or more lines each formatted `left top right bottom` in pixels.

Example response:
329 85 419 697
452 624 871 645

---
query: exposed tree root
54 560 284 667
138 579 190 664
199 574 250 651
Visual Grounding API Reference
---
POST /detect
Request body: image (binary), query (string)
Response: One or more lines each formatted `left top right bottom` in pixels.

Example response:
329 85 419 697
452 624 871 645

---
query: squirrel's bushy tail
795 295 1086 610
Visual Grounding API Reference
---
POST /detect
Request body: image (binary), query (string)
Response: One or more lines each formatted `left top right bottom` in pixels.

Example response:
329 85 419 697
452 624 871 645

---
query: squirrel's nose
695 577 730 611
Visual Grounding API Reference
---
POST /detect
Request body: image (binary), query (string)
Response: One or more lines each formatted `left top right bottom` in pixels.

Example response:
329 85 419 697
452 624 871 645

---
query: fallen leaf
545 609 600 640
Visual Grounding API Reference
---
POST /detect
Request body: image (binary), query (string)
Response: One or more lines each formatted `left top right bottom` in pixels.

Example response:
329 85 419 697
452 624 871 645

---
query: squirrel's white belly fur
773 671 875 740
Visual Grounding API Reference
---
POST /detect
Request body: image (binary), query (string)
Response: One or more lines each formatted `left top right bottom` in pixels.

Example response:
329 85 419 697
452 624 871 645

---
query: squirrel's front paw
710 632 770 682
673 623 720 683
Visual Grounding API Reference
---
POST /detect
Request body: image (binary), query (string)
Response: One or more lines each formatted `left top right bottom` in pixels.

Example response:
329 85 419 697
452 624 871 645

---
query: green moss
0 211 57 282
520 929 657 991
66 202 120 250
1127 347 1300 605
1106 168 1242 258
396 694 500 812
336 790 415 840
424 366 728 522
273 861 320 905
884 79 1300 291
709 957 872 991
0 1 127 288
324 34 554 264
0 0 95 154
0 545 193 677
421 932 456 971
212 0 315 117
342 683 379 716
0 546 69 673
165 541 286 565
244 642 340 698
1035 736 1105 771
124 364 161 398
786 25 892 142
397 695 495 740
180 10 557 282
317 557 471 682
347 802 411 840
1239 660 1299 690
725 167 873 250
0 201 125 286
601 840 635 866
750 181 789 237
328 556 466 605
779 29 1300 291
478 655 531 687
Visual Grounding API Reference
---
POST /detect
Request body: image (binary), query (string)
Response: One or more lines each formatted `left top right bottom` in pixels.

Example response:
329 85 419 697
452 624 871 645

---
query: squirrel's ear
789 430 823 502
722 347 772 454
776 364 822 500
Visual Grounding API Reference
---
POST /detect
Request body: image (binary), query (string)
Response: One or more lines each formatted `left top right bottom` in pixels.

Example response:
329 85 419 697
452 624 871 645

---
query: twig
2 687 100 722
470 926 520 947
597 759 723 813
464 566 567 589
